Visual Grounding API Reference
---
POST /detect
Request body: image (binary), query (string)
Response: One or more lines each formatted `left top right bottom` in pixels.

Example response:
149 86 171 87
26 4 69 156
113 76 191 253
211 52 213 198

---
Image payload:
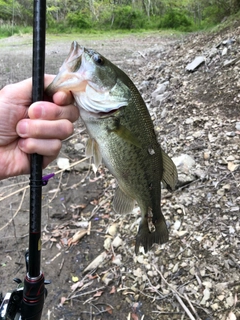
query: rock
139 80 151 93
73 160 90 172
208 47 218 58
74 143 85 151
222 38 235 46
172 154 197 186
235 122 240 131
151 81 169 97
151 92 169 108
186 56 205 71
226 131 236 137
226 155 235 161
172 154 196 172
222 47 228 56
223 58 237 67
57 157 70 171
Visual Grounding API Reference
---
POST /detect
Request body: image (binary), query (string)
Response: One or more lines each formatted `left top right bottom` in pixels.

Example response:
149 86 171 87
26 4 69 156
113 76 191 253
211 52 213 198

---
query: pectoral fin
161 150 178 190
113 186 136 214
107 118 141 148
85 138 102 168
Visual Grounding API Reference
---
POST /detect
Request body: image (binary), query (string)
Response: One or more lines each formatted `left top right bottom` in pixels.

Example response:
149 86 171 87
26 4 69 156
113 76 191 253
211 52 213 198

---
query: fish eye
93 54 104 66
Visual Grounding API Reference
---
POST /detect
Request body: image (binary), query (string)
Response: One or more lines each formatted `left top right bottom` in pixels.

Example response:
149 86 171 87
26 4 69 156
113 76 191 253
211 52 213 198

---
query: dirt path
0 31 239 320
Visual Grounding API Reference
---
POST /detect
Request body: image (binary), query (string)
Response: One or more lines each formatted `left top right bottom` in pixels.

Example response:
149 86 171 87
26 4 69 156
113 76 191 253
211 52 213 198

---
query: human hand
0 75 79 180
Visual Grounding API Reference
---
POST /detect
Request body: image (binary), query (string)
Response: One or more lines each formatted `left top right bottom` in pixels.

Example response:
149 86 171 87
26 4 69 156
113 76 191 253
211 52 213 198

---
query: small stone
226 131 236 137
222 47 228 56
74 143 85 151
74 161 90 172
211 303 219 311
108 223 118 237
235 122 240 131
112 236 123 248
203 151 211 160
186 56 205 71
217 294 225 301
57 157 70 171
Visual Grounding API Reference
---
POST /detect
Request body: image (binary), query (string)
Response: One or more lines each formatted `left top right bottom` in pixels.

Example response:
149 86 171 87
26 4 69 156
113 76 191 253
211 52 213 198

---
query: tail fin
135 216 169 254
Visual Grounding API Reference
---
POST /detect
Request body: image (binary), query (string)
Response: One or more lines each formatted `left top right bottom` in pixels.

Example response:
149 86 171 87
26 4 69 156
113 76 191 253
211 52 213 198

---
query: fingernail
31 102 45 118
17 120 29 136
18 139 25 149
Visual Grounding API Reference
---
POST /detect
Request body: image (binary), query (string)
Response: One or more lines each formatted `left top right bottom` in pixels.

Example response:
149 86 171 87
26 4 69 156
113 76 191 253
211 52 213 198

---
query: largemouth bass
46 41 178 253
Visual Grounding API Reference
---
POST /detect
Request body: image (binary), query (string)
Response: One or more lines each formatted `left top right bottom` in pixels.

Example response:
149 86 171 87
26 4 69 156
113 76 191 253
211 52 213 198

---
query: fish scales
46 41 178 253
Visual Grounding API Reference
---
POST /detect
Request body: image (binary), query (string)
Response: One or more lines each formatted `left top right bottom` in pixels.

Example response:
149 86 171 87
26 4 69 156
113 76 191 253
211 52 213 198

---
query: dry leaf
131 313 139 320
93 290 104 297
68 229 88 246
83 251 108 273
109 285 116 294
59 296 67 307
106 306 113 314
71 280 84 291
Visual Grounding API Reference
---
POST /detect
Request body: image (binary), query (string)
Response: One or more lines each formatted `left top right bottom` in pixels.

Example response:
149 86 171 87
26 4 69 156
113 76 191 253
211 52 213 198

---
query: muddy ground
0 28 239 320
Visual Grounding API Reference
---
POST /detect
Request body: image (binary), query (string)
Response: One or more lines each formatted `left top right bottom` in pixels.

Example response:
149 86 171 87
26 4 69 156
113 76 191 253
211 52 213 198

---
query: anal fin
113 187 135 214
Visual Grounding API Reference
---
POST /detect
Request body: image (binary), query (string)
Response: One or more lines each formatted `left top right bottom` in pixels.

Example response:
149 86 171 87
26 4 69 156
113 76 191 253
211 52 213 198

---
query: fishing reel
0 253 49 320
0 279 23 320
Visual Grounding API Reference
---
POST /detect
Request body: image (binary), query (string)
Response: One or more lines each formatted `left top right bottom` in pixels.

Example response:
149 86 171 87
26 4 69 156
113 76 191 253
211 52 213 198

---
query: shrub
111 6 145 30
159 9 192 31
66 11 92 29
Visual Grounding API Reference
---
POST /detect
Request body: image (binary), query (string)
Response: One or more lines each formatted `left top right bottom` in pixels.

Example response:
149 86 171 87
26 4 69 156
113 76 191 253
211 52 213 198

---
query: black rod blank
28 0 46 279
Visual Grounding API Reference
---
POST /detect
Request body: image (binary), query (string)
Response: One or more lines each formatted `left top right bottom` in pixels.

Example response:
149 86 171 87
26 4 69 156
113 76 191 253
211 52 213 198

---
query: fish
46 41 178 254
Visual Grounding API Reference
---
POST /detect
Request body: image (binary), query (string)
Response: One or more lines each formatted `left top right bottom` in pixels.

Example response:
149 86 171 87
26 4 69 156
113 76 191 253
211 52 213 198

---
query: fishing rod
0 0 48 319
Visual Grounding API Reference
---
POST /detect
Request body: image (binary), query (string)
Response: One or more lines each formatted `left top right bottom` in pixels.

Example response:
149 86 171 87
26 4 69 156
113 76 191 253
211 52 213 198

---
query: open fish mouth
46 41 130 114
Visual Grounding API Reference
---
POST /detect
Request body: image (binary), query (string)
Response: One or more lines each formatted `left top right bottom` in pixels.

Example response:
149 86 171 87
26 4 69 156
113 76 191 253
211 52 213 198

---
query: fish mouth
46 41 85 96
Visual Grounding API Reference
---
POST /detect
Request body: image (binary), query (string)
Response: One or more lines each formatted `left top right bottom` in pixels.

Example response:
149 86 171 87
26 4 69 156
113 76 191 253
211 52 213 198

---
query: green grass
0 24 32 38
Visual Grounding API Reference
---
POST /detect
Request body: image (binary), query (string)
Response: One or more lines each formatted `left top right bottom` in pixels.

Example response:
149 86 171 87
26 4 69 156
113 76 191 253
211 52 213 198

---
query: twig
0 188 26 231
0 185 29 202
184 293 202 320
69 286 106 300
153 264 197 320
58 258 65 276
174 294 196 320
0 157 88 203
138 51 146 59
48 171 63 203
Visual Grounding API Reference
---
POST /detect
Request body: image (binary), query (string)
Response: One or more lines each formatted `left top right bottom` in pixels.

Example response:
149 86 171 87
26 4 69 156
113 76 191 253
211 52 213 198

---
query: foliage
159 8 193 31
111 6 145 30
66 11 92 30
0 24 31 38
0 0 240 35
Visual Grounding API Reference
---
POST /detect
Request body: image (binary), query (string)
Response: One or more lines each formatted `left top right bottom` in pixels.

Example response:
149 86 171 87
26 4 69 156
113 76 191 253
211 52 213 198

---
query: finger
1 75 56 104
17 119 74 140
18 138 62 157
42 155 59 169
0 78 33 102
53 91 74 106
44 74 74 105
28 101 79 122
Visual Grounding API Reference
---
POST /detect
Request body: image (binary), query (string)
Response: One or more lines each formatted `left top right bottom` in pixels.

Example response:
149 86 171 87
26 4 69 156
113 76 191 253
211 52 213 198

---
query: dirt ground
0 29 239 320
